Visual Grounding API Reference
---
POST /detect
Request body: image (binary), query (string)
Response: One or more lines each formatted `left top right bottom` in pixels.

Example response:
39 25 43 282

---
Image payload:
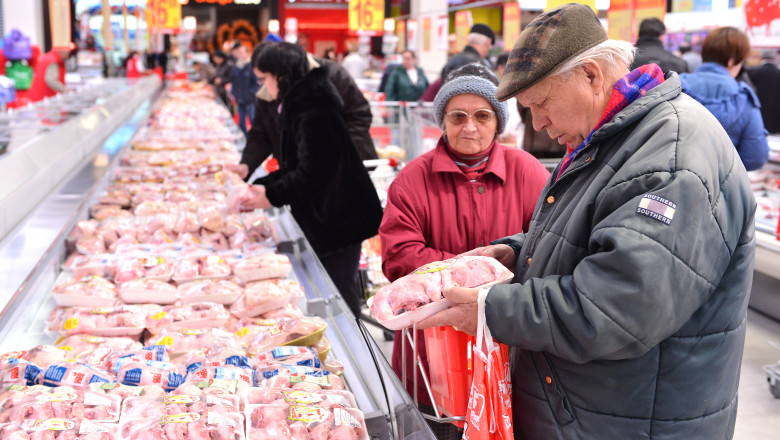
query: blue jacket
229 61 259 105
487 73 755 439
680 62 769 171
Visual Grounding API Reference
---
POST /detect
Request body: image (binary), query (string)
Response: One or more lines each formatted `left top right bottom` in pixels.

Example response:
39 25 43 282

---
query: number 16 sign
349 0 385 36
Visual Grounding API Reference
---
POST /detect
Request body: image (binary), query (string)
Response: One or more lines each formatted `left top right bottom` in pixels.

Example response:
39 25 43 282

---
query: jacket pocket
530 351 575 426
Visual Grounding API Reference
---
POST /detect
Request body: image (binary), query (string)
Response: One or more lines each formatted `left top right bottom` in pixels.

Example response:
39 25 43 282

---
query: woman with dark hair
679 26 769 170
241 42 383 317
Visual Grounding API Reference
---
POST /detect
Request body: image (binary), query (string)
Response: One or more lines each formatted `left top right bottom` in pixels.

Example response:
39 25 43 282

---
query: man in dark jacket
421 5 755 439
228 42 259 135
210 50 233 109
630 18 688 73
748 49 780 133
232 44 377 182
441 23 495 79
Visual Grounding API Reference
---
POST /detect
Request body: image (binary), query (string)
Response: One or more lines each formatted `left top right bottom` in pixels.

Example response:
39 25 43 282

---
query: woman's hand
240 185 272 211
224 163 249 179
417 287 481 336
459 244 517 270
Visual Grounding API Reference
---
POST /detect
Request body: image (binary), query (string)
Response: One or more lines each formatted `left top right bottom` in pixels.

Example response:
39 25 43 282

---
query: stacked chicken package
0 82 367 440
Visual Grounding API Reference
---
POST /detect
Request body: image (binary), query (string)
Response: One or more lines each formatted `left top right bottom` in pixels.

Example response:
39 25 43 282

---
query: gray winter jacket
486 73 756 440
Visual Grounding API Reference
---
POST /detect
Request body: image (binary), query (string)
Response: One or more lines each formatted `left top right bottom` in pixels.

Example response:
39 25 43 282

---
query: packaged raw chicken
229 279 304 319
242 388 357 408
241 212 276 242
35 363 113 389
246 401 368 440
75 234 106 256
51 306 150 337
257 373 346 392
368 256 513 330
0 418 118 438
1 361 43 387
0 384 54 403
117 279 178 304
0 388 122 423
115 360 185 392
232 254 292 283
177 279 243 305
185 365 254 389
114 255 174 284
172 254 231 283
65 255 117 280
146 328 242 357
91 382 165 399
3 345 67 368
56 336 142 366
234 317 327 356
51 275 118 308
104 346 169 373
120 394 241 420
176 346 248 373
259 304 306 320
145 302 230 332
253 347 321 369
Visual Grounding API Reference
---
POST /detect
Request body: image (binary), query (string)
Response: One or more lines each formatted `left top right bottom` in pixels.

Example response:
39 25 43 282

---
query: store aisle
364 307 780 439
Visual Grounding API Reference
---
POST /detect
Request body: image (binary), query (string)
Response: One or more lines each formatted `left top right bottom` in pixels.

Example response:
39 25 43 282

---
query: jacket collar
431 137 507 183
463 45 482 59
694 62 730 75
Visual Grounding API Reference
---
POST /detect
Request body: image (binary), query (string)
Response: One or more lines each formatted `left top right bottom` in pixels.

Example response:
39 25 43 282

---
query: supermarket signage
545 0 597 11
454 10 472 51
193 0 262 4
396 19 406 51
503 2 520 50
146 0 182 33
348 0 385 36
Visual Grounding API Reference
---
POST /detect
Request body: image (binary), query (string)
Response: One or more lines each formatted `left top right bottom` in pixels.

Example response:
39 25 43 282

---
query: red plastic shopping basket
423 326 475 428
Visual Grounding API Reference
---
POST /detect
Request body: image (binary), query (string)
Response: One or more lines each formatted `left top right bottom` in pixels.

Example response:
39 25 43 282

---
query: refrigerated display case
0 80 435 440
750 134 780 322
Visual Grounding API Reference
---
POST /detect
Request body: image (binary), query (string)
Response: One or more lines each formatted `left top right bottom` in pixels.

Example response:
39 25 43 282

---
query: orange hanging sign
503 2 521 50
454 10 472 52
348 0 385 36
145 0 182 33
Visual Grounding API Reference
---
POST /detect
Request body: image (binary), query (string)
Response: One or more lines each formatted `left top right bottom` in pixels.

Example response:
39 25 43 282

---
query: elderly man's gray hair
468 32 491 46
552 39 637 80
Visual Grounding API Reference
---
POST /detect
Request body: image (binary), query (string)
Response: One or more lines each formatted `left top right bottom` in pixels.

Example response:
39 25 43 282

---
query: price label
348 0 384 35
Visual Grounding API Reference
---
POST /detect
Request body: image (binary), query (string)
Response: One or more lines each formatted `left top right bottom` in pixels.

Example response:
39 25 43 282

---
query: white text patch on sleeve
636 194 676 225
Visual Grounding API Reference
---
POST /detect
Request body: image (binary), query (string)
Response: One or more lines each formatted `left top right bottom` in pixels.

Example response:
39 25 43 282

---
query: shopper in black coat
630 18 688 73
242 43 383 317
748 50 780 134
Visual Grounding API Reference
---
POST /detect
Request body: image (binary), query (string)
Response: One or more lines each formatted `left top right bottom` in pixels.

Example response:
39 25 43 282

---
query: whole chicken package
247 401 369 440
368 256 513 330
229 279 304 319
0 418 118 439
51 274 118 308
0 388 122 423
177 279 243 305
50 306 150 337
145 302 230 333
233 317 328 356
117 278 178 305
242 387 357 408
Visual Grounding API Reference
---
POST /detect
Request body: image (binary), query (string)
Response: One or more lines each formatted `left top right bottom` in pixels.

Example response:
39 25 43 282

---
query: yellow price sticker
348 0 384 34
62 318 80 331
235 327 250 338
151 312 168 321
157 336 174 346
58 346 73 352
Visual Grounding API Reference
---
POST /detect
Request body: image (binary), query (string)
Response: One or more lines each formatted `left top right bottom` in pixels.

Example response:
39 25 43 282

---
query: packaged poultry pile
0 84 367 439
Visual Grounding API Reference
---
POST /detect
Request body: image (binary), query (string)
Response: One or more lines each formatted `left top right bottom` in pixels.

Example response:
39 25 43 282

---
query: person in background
378 53 401 94
380 63 549 439
342 44 369 81
229 42 378 183
631 17 688 73
679 41 702 72
323 48 337 61
495 53 521 146
240 43 383 318
192 60 215 83
229 42 259 135
748 49 780 134
210 50 233 109
442 23 495 74
28 46 70 101
419 5 756 439
385 50 428 102
680 26 769 171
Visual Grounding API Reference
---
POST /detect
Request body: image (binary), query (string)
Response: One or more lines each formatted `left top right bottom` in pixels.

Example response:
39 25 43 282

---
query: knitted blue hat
434 75 508 133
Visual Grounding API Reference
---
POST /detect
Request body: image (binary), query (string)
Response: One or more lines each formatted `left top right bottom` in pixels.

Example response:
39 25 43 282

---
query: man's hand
459 244 517 270
214 77 222 85
224 163 249 179
417 287 481 336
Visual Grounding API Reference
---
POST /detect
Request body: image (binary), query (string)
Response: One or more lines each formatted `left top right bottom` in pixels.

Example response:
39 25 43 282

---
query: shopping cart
763 340 780 398
406 103 442 160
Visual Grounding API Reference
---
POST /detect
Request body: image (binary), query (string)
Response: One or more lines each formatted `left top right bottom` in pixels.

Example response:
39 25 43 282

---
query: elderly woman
241 43 382 317
379 63 549 434
420 4 755 439
679 26 769 171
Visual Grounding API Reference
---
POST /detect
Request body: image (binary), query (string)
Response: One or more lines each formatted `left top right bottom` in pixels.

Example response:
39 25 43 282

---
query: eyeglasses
444 109 496 126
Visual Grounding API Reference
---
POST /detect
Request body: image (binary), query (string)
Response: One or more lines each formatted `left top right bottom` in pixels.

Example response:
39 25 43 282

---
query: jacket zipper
525 145 596 261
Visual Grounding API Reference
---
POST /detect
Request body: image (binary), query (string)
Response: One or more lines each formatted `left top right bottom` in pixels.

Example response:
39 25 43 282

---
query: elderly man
420 3 755 439
442 23 495 76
